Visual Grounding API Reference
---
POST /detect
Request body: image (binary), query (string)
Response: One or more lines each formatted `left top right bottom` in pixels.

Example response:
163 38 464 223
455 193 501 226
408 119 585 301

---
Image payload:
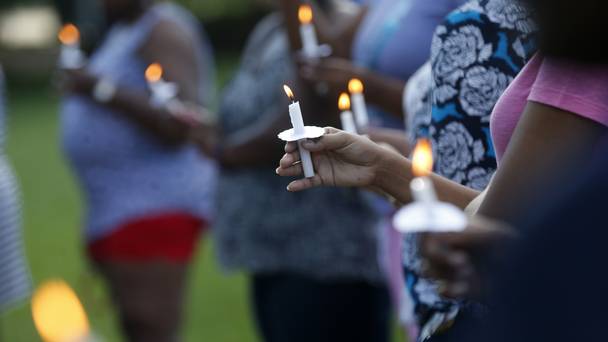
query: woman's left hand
419 216 517 300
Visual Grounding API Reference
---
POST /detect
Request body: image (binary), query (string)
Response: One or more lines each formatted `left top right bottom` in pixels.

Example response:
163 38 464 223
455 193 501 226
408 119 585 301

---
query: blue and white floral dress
402 0 536 339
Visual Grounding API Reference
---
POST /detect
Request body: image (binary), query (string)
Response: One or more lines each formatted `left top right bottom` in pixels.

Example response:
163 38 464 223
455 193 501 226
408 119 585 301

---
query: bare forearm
105 88 189 145
73 73 189 145
218 111 298 168
374 151 480 208
362 71 406 119
366 127 411 156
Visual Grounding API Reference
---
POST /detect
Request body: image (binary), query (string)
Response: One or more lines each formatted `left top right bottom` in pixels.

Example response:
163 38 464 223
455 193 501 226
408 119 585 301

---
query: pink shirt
490 54 608 164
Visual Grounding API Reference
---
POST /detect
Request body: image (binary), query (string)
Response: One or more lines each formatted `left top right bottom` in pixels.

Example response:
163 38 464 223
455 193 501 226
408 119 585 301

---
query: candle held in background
338 93 357 134
348 78 369 130
298 4 320 58
145 63 178 107
57 23 85 70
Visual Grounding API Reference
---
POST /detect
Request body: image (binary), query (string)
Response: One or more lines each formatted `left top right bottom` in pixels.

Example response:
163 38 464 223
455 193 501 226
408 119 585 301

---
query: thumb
301 127 350 152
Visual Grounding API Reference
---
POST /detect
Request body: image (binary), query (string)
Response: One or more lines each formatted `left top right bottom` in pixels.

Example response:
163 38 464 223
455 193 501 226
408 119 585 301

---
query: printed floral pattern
403 0 536 329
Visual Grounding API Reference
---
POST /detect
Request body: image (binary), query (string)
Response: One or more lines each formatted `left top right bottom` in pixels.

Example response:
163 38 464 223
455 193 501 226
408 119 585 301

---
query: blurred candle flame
348 78 364 94
58 23 80 45
338 93 351 111
145 63 163 83
283 85 295 101
298 4 313 25
32 280 90 342
412 139 433 177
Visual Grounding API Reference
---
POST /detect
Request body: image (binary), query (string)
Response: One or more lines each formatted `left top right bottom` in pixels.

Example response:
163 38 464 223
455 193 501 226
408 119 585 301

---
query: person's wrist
373 147 411 199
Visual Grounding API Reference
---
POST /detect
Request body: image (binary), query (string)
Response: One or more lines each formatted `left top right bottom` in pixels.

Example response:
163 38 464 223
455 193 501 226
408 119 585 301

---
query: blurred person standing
287 0 466 129
203 4 390 341
0 65 31 314
281 1 465 337
59 1 216 341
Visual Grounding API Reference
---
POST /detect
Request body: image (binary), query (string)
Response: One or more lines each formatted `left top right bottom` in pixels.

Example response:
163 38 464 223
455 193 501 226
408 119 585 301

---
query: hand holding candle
348 78 370 131
58 23 86 70
393 139 467 233
278 85 325 178
338 93 357 134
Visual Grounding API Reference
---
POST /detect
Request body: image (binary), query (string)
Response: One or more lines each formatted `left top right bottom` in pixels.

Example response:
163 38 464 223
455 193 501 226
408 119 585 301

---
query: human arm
278 0 366 58
419 102 608 299
365 126 411 156
299 57 406 118
63 19 203 146
277 127 480 208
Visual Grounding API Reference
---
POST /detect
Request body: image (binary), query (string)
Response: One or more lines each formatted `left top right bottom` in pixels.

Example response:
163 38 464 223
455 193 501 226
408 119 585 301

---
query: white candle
284 85 315 178
338 92 357 134
145 63 178 107
348 78 370 130
298 4 320 58
410 177 437 204
288 101 306 136
57 23 85 69
393 138 468 234
411 139 436 213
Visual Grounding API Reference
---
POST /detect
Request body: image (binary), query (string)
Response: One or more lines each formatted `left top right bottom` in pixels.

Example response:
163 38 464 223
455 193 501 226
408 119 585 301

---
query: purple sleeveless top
61 4 217 241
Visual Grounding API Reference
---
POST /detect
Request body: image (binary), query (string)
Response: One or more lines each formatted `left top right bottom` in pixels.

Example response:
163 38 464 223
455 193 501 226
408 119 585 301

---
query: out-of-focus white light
0 6 60 49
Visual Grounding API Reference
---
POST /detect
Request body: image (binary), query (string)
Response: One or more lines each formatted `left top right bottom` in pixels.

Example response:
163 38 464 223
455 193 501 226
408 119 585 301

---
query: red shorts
87 212 206 264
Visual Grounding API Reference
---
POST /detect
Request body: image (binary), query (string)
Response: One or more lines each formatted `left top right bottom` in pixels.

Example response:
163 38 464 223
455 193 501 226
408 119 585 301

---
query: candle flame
298 4 313 24
58 23 80 45
145 63 163 83
32 280 90 342
283 84 295 101
338 93 351 111
412 139 433 177
348 78 364 94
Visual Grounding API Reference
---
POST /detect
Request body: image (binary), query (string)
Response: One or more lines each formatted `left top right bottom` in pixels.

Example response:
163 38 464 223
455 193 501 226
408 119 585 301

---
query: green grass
0 54 404 341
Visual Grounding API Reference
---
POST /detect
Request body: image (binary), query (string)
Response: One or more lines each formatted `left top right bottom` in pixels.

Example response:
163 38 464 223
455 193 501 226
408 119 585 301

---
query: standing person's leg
96 261 189 342
88 213 204 342
251 273 391 342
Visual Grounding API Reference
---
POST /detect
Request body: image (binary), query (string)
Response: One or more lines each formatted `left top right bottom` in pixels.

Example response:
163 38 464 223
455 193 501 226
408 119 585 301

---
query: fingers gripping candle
348 78 370 130
278 85 326 179
338 93 357 134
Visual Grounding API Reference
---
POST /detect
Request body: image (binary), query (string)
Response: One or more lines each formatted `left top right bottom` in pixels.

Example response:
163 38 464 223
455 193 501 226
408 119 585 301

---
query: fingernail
286 185 291 191
275 168 280 175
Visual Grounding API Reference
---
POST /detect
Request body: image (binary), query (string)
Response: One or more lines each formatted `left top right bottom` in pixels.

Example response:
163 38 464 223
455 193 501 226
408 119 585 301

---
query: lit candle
57 23 85 70
145 63 179 107
393 139 467 233
338 93 357 134
298 4 320 58
410 139 437 213
348 78 369 130
32 279 98 342
283 85 315 178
